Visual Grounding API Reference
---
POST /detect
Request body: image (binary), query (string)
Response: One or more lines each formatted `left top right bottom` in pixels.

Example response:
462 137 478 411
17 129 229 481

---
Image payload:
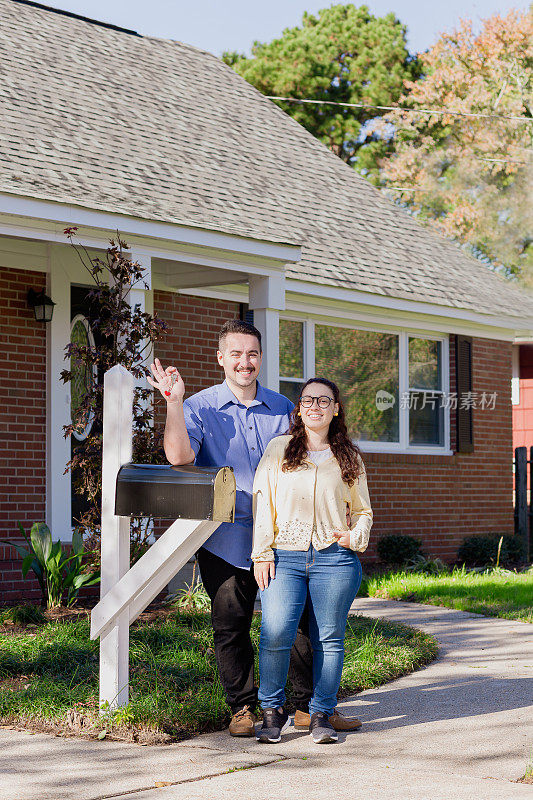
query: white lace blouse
251 435 373 561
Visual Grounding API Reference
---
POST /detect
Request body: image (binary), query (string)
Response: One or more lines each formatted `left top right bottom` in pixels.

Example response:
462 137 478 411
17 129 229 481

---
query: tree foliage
224 3 419 180
379 9 533 280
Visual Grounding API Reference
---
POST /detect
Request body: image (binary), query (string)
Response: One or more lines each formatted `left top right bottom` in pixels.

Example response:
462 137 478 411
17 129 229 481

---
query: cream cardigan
251 434 373 562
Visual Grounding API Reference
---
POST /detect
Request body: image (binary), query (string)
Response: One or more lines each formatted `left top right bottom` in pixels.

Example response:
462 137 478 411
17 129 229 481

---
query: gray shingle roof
1 0 533 321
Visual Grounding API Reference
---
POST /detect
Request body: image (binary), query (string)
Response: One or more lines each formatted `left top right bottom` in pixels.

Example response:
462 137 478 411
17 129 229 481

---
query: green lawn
365 567 533 623
0 610 437 742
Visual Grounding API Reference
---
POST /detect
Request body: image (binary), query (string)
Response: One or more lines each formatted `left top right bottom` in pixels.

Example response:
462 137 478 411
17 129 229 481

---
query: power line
382 154 529 171
265 96 533 123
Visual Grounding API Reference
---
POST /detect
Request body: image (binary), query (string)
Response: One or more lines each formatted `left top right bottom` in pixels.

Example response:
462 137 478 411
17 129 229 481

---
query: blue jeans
258 543 362 717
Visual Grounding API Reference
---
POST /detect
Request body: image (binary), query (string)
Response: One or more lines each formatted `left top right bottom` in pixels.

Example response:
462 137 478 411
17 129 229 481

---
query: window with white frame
279 319 448 450
315 324 399 442
279 319 306 405
408 336 444 446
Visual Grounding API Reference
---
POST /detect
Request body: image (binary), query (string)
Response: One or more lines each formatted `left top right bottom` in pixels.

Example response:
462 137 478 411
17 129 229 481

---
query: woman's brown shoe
293 708 362 731
229 705 256 737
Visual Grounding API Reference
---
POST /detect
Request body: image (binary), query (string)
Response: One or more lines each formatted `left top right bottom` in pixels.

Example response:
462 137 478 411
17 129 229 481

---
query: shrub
457 534 526 567
377 534 422 566
405 554 448 575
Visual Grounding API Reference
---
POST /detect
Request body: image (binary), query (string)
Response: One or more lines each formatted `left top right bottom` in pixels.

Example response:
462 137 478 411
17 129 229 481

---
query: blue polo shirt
183 380 293 570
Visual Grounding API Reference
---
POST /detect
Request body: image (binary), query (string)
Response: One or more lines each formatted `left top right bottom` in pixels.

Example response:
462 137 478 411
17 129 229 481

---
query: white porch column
126 249 153 375
127 249 152 315
125 249 154 545
249 275 285 392
123 247 154 360
45 245 72 539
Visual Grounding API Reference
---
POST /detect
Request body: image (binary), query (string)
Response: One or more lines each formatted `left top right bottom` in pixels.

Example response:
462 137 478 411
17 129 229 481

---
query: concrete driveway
1 598 532 800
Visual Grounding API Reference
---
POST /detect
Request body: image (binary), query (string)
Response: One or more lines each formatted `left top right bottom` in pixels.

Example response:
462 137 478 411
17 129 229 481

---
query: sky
40 1 529 57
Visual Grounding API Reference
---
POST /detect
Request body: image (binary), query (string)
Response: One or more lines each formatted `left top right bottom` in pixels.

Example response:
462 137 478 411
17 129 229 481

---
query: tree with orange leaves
379 9 532 282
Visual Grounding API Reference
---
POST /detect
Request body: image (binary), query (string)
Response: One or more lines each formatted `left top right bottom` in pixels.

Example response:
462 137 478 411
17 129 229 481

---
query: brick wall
361 336 514 564
0 267 47 603
153 291 240 421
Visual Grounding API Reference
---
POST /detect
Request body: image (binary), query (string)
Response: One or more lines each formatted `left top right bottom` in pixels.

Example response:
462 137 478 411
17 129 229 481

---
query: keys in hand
164 371 177 397
147 358 185 402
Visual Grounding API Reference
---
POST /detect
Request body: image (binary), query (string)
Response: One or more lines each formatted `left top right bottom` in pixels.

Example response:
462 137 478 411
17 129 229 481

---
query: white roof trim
285 278 533 336
0 192 302 264
178 283 525 340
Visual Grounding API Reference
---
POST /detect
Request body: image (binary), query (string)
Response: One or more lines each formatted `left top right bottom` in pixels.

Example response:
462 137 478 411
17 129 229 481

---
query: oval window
70 314 97 441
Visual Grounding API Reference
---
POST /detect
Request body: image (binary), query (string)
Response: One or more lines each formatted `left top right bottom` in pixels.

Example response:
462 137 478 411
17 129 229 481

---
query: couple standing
148 319 373 744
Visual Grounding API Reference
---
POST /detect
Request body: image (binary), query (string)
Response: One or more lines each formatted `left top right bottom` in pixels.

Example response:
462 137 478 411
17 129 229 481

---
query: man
148 319 361 736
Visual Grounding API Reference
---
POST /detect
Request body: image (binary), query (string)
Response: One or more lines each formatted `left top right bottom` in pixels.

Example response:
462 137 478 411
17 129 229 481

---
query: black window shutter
455 334 474 453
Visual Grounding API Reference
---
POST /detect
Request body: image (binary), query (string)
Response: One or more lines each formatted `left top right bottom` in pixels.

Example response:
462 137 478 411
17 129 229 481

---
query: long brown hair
282 377 362 485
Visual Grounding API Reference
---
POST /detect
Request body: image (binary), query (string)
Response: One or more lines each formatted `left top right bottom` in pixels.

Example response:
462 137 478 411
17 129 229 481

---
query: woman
251 378 373 744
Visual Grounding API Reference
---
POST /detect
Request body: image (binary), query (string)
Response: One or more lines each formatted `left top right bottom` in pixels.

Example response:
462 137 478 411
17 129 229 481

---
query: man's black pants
197 546 313 714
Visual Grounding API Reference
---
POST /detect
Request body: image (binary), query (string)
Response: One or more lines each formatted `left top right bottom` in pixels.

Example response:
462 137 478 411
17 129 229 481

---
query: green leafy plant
2 522 100 609
377 534 422 566
97 700 136 738
173 579 211 613
166 560 211 612
112 703 135 728
1 521 46 602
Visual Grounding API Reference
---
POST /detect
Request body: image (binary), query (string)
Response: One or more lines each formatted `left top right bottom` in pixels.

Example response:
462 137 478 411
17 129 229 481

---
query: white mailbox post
91 365 221 710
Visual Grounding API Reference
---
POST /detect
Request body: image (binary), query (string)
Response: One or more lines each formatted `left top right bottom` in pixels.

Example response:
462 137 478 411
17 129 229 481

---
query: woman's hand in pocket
254 561 275 590
333 531 351 549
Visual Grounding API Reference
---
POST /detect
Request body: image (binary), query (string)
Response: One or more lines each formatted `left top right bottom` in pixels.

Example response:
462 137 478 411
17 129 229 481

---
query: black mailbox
115 463 236 522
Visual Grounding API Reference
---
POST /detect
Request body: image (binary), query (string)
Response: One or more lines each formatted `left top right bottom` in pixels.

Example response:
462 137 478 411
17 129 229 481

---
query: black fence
514 446 532 562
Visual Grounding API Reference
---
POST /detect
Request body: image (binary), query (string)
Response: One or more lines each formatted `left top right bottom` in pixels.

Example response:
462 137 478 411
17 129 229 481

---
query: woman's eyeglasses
299 395 334 409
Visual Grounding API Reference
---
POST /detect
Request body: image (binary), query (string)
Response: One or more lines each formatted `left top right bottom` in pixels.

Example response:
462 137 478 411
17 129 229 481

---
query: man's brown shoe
293 708 362 731
229 705 256 737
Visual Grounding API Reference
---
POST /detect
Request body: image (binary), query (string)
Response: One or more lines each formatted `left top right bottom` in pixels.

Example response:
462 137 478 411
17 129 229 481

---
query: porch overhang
177 278 533 342
0 191 301 543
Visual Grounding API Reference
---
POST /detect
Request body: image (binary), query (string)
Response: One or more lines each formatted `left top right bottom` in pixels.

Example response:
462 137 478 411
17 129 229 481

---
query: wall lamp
27 289 56 322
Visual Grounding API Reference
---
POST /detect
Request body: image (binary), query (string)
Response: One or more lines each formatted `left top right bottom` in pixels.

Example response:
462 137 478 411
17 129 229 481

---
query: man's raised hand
147 358 185 402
